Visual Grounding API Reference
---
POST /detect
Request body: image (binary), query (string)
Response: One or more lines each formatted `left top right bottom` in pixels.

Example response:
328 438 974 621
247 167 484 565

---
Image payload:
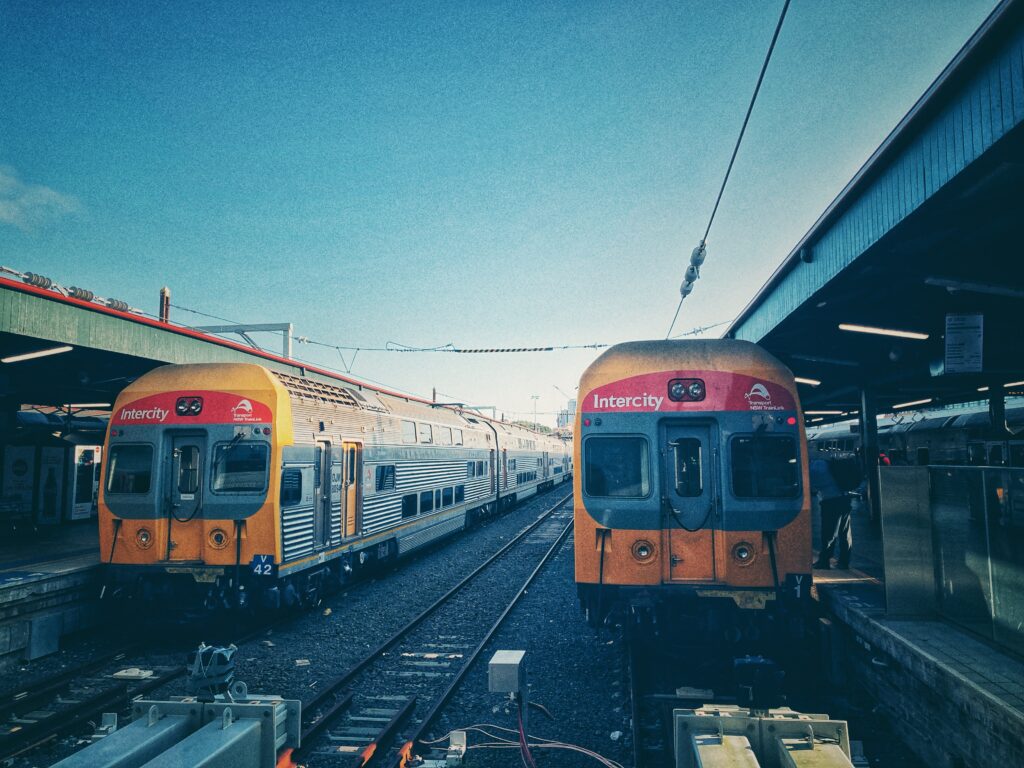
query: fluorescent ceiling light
978 386 990 392
790 353 859 368
1 345 73 364
893 398 933 409
839 323 929 340
809 417 824 423
794 377 821 386
925 276 1024 299
1004 380 1024 388
805 410 843 415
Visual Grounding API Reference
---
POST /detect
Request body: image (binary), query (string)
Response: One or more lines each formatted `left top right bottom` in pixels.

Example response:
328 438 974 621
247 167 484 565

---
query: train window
455 485 465 503
435 489 442 508
467 462 476 478
989 445 1005 466
916 447 930 466
440 427 453 445
584 437 650 498
280 469 302 506
1010 444 1024 468
443 487 453 507
418 423 433 444
672 438 703 497
454 429 464 445
731 435 799 498
509 459 517 471
420 490 434 514
106 445 153 494
967 443 986 465
375 465 396 492
477 460 487 475
212 442 269 493
402 493 418 517
177 445 201 494
401 420 417 444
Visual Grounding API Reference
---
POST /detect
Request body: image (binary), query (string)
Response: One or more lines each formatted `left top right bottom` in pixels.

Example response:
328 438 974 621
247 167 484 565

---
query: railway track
0 489 573 766
296 491 575 767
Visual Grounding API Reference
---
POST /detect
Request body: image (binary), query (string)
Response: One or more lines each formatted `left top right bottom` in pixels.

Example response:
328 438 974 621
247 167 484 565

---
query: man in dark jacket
809 453 852 570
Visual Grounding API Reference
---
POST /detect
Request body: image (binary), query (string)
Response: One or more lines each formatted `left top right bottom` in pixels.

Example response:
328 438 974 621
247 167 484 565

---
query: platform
0 521 101 671
818 573 1024 766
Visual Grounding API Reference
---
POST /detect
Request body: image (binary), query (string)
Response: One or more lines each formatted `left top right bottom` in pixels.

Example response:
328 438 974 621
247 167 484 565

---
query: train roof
114 362 563 444
579 339 794 393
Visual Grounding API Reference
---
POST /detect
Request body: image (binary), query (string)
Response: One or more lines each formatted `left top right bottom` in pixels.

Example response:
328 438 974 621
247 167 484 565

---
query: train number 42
250 554 277 578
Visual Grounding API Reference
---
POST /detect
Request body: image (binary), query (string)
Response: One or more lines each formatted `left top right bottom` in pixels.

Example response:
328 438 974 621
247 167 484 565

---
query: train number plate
783 573 811 602
250 554 277 578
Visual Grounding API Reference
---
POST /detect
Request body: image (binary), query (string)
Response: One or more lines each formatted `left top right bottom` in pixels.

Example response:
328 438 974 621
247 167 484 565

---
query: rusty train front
574 339 812 631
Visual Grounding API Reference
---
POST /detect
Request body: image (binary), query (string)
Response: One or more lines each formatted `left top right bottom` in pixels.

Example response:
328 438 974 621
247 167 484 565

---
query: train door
313 442 332 550
661 423 716 582
342 441 361 538
502 449 508 490
167 434 206 561
489 449 496 494
543 451 549 479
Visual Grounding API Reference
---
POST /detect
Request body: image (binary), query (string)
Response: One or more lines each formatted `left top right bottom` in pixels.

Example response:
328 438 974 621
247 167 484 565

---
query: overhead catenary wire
665 0 792 338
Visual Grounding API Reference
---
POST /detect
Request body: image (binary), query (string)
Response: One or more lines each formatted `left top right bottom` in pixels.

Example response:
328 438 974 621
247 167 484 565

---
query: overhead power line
666 0 792 338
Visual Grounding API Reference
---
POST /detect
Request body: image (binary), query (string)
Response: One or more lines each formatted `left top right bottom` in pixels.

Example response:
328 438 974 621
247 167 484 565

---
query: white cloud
0 166 81 231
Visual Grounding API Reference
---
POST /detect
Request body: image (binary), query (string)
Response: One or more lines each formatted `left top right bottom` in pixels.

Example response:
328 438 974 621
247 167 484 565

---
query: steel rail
296 491 573 757
385 510 576 768
628 628 645 768
0 666 184 762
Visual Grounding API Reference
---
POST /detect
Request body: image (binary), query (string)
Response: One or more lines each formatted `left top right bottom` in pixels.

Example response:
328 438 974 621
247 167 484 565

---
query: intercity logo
118 406 169 422
591 393 664 411
232 399 253 416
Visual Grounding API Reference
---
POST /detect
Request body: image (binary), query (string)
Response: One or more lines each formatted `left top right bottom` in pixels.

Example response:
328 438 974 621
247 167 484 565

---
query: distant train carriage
99 362 570 614
574 340 811 631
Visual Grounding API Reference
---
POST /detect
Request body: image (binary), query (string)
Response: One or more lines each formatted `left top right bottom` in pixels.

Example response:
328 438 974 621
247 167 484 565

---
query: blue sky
0 0 1000 423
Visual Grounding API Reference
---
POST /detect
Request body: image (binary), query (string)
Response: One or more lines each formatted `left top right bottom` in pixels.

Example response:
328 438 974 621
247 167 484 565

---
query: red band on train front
112 390 273 425
584 371 796 413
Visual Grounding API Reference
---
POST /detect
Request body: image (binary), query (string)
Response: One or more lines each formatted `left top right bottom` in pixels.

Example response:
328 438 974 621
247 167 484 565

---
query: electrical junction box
488 649 526 693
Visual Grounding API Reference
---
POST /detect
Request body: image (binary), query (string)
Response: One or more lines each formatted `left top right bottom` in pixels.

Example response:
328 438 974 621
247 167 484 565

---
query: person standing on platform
810 452 853 570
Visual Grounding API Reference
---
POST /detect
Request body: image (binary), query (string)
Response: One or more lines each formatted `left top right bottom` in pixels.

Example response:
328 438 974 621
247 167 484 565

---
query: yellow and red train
574 339 811 631
99 362 570 614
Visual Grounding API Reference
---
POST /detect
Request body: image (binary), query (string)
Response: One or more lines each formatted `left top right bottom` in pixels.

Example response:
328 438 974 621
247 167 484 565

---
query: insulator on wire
680 281 694 298
690 241 707 266
68 286 95 301
685 264 700 283
106 298 130 312
23 272 52 289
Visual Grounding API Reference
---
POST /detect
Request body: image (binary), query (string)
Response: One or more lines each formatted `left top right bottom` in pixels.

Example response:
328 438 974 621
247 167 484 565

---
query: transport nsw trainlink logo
118 406 170 422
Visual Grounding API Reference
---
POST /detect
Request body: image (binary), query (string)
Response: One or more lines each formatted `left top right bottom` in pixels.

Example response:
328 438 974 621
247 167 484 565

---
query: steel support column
858 388 881 525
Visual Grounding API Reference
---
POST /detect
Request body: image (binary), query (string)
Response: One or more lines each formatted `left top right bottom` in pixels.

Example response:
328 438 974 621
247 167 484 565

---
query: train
573 339 811 635
99 362 571 614
808 402 1024 468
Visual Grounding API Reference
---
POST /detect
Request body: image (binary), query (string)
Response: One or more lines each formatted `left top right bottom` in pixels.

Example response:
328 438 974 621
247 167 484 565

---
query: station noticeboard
945 313 983 374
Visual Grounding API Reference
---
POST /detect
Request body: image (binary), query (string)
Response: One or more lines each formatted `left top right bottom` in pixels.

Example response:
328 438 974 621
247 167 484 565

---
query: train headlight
732 542 755 565
668 378 706 402
631 539 656 563
208 528 229 549
135 527 154 549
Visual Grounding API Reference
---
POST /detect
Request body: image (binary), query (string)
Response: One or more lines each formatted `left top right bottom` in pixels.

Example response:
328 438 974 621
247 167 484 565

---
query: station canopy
727 0 1024 422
